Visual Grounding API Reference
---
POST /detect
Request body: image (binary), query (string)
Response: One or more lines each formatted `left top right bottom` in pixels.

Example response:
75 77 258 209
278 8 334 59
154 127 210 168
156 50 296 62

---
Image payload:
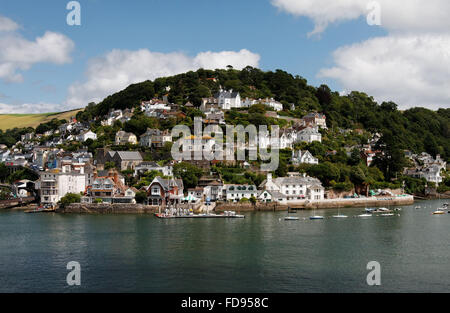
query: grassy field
0 109 83 131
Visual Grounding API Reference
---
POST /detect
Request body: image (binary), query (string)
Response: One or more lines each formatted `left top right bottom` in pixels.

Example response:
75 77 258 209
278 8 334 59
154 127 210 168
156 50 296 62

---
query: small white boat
381 213 395 217
310 216 324 220
284 216 300 221
333 214 348 218
433 210 445 215
358 214 372 217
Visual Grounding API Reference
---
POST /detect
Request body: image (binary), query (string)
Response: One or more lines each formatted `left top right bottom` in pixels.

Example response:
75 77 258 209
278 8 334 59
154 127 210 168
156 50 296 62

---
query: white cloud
0 15 19 32
0 15 74 83
0 102 63 114
319 34 450 109
66 48 260 108
271 0 450 36
272 0 450 109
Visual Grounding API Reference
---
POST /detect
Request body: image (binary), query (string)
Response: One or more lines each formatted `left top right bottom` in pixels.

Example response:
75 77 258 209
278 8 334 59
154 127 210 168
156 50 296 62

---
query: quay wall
57 195 414 214
58 203 158 214
215 196 415 212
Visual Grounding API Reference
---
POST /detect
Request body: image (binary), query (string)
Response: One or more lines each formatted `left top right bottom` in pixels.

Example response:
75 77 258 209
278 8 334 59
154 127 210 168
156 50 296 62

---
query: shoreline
52 195 415 214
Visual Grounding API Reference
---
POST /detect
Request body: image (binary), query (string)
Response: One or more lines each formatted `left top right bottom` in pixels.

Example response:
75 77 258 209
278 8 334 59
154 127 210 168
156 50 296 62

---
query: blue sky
0 0 448 113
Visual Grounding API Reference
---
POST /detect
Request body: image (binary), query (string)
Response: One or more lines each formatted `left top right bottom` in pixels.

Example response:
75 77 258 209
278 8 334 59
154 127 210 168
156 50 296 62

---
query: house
146 176 184 206
141 99 171 114
39 165 87 205
187 187 204 200
243 98 283 111
258 190 287 203
200 97 220 113
259 173 325 202
21 133 34 142
215 89 241 110
297 126 322 143
303 113 327 129
115 131 138 145
292 150 319 165
77 130 97 142
203 180 223 202
134 161 173 177
224 184 257 202
111 151 143 171
82 168 136 204
140 128 172 148
404 164 443 184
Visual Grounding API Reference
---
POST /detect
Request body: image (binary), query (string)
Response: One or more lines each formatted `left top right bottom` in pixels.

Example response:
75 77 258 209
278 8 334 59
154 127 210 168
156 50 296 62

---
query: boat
373 207 392 213
365 208 376 213
415 206 421 209
309 208 324 220
284 207 299 221
381 213 395 217
432 210 445 215
358 214 372 218
333 209 347 218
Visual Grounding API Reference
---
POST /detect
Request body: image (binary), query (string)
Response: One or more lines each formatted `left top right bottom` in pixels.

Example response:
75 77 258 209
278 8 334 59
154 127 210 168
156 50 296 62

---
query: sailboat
333 208 348 218
284 206 299 220
310 208 324 220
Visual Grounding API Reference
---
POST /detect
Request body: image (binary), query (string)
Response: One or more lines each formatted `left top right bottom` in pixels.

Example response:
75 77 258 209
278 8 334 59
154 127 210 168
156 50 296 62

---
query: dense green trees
59 193 81 208
173 162 203 189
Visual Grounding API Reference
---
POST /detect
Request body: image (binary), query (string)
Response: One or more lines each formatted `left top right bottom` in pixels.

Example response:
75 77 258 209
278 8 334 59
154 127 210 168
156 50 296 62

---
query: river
0 199 449 293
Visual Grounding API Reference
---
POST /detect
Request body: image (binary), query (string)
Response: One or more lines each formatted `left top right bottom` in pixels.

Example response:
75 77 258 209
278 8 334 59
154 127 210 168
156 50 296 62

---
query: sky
0 0 449 113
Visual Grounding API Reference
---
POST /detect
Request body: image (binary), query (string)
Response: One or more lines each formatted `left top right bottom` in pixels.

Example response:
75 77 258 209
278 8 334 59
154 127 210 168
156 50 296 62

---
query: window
152 187 160 195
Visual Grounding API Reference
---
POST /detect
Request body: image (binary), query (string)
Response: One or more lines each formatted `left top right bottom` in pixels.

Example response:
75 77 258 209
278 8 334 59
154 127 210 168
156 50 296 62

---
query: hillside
0 109 83 131
75 67 449 162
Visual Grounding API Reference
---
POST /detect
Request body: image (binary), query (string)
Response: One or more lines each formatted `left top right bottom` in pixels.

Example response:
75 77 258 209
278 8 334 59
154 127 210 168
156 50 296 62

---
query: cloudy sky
0 0 448 113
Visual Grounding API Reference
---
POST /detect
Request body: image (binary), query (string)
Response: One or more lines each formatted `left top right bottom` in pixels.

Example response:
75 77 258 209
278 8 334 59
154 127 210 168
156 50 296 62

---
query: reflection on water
0 199 449 292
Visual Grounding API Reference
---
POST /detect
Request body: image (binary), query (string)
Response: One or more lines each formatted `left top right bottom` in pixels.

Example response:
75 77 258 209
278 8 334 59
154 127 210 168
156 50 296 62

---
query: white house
39 167 87 205
77 130 97 142
292 150 319 165
115 131 138 145
224 184 257 202
215 89 241 110
258 190 287 203
297 126 322 143
259 173 325 202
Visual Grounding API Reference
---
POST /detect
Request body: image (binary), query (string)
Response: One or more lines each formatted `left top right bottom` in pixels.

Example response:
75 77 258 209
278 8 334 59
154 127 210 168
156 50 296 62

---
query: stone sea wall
59 203 158 214
57 195 415 214
215 195 415 212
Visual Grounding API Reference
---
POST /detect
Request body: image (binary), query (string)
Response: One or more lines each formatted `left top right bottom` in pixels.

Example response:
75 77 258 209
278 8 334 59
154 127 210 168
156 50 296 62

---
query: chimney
267 173 272 184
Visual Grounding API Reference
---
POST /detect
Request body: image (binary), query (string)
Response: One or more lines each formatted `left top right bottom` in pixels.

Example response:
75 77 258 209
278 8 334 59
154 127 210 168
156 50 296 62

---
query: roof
215 90 240 98
114 151 143 161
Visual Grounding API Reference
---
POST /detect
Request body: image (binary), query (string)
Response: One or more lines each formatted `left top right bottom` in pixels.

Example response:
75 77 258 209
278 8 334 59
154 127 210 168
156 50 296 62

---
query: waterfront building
224 184 257 202
82 168 136 204
39 166 87 205
259 173 325 202
145 176 184 206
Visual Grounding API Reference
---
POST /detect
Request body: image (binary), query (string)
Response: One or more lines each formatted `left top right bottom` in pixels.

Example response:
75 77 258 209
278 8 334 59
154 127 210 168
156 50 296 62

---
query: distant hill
0 109 83 131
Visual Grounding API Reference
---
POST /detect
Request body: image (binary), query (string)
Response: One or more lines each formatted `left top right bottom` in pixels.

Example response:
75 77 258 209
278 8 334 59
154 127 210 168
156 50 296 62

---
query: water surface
0 200 449 292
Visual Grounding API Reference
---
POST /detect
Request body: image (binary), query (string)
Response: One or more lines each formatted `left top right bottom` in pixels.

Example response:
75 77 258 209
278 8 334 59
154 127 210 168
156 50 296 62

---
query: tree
59 193 81 208
348 148 361 166
135 191 147 204
173 162 203 189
